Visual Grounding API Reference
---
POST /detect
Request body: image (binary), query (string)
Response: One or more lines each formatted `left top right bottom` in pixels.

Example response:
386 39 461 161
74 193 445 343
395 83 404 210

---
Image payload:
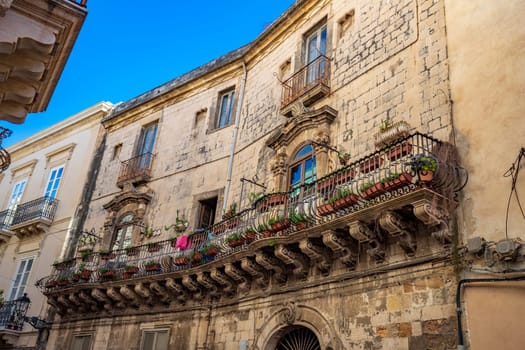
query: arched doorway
272 326 321 350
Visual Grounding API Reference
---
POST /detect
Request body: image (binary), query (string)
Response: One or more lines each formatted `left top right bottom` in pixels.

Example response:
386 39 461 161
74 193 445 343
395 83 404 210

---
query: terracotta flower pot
80 270 92 280
361 182 385 200
388 142 412 161
174 257 189 266
419 170 434 182
317 202 335 216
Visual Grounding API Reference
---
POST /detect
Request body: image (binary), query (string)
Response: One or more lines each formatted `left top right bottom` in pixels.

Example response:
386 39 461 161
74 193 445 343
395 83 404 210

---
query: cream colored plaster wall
0 102 110 345
445 0 525 242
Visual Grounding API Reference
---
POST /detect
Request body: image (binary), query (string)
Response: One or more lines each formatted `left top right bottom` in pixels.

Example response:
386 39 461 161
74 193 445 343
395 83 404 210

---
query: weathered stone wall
47 264 457 350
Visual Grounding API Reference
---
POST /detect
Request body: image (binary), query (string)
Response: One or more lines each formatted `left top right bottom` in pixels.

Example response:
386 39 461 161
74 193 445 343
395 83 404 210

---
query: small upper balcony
116 152 154 188
280 55 331 116
0 197 59 239
39 133 466 316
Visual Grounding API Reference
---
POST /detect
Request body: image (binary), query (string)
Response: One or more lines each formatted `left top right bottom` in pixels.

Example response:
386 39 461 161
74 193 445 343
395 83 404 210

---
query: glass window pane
142 332 155 350
320 27 327 55
290 164 302 186
155 331 169 350
294 145 313 160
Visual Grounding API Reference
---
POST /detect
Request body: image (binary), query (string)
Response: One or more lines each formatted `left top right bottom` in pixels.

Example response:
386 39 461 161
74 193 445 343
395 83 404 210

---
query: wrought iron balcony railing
40 133 465 296
10 197 59 227
0 294 31 331
0 209 15 232
117 152 154 187
281 55 330 109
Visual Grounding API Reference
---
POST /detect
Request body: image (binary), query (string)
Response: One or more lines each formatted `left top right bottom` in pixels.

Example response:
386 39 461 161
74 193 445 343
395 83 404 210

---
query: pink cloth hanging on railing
175 234 190 250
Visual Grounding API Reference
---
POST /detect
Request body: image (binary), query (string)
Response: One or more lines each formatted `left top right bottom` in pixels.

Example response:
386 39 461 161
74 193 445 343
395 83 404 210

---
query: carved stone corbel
224 262 250 294
106 287 126 308
379 211 416 256
182 275 203 300
149 281 171 304
91 288 112 311
322 229 358 268
134 282 153 305
119 286 140 308
299 238 331 274
78 290 99 311
412 199 452 243
240 257 269 289
348 221 385 262
274 244 309 280
165 278 188 304
197 272 218 296
210 267 235 295
255 251 287 284
47 296 67 315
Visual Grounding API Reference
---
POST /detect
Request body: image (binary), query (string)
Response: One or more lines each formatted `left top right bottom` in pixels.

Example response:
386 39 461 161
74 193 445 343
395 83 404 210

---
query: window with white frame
44 165 64 199
215 88 235 129
71 334 92 350
2 178 27 226
8 256 34 300
141 329 169 350
111 214 134 251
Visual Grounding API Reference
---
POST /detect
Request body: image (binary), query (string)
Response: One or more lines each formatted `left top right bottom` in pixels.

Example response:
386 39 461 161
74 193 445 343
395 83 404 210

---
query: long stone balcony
116 152 154 188
0 197 59 240
39 133 465 317
280 55 330 116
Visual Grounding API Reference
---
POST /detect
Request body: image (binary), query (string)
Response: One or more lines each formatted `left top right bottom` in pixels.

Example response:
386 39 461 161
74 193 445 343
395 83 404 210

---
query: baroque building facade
38 0 524 350
0 102 112 349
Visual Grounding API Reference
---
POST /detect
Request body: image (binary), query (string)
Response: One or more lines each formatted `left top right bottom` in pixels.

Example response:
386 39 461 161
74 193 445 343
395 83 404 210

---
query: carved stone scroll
150 282 171 304
119 286 140 308
224 262 250 294
322 229 357 268
379 211 416 256
210 267 235 295
274 244 308 280
299 238 331 273
240 257 269 289
255 251 287 284
106 287 126 308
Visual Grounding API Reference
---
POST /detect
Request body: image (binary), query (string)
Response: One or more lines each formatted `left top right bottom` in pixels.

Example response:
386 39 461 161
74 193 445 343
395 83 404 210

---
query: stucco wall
445 0 525 242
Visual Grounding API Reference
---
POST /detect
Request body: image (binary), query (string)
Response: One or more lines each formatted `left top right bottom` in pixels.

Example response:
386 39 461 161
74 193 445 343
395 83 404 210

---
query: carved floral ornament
266 105 338 191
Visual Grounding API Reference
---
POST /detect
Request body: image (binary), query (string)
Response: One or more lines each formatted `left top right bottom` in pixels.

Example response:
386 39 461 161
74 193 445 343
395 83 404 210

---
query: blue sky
1 1 295 147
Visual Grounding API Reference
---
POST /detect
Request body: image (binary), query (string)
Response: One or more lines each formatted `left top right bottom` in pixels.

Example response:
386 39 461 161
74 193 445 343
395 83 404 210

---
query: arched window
289 144 316 195
111 214 134 251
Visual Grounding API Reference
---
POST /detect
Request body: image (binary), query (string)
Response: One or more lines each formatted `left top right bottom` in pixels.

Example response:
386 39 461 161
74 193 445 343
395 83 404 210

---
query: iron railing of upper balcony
40 133 466 289
0 209 15 231
117 152 154 186
10 197 59 227
280 55 330 108
70 0 87 7
0 127 12 173
0 294 30 331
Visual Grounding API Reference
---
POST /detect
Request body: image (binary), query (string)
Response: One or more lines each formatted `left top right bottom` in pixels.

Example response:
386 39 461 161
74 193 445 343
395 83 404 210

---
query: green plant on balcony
56 276 70 286
414 154 437 182
289 211 309 230
247 191 263 205
359 179 385 200
165 210 189 233
222 202 237 220
268 215 291 232
202 243 221 257
99 249 115 260
244 227 256 243
144 260 161 272
328 187 359 210
146 241 161 252
257 223 272 238
99 267 116 280
140 226 155 239
125 245 139 256
226 232 245 248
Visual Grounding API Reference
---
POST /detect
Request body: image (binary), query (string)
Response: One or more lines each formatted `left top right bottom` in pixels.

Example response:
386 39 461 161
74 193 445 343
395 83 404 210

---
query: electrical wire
503 147 525 239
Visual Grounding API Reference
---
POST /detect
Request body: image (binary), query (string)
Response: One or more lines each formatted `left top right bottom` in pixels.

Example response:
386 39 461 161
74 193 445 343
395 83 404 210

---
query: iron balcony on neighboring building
117 152 154 188
281 55 331 116
0 197 59 239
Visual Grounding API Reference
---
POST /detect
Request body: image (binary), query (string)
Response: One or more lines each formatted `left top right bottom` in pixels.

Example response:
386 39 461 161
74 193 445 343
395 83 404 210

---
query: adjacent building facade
0 102 112 349
36 0 524 350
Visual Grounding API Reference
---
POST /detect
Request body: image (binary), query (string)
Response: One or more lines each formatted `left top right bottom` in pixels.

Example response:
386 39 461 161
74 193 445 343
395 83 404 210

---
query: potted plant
359 179 385 200
202 243 220 257
52 259 73 271
257 223 272 238
244 228 256 243
146 241 161 253
80 249 93 262
99 249 115 260
165 210 189 233
125 245 139 256
329 188 359 210
173 251 191 266
45 279 58 288
416 155 437 182
374 118 411 148
226 232 245 248
99 267 116 280
381 172 413 192
338 152 351 166
56 276 69 287
77 263 92 280
123 264 139 278
317 200 335 216
289 211 309 230
268 215 291 232
144 260 161 272
191 250 203 264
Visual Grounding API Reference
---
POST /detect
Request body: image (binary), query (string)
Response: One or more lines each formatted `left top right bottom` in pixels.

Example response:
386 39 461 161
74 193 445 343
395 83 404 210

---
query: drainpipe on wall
222 60 247 213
